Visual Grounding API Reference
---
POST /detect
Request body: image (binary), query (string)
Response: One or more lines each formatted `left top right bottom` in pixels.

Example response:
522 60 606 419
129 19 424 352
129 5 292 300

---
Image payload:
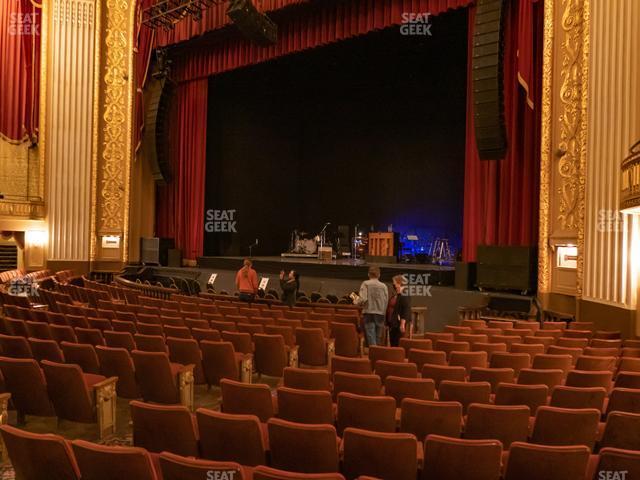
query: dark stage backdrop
204 9 468 257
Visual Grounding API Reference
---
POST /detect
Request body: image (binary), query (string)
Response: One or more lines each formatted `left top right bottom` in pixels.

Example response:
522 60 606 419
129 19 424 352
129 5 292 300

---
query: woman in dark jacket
279 269 299 307
388 274 412 347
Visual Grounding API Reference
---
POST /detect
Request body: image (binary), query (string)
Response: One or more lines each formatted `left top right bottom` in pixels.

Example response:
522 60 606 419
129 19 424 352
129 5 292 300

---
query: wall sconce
25 230 46 247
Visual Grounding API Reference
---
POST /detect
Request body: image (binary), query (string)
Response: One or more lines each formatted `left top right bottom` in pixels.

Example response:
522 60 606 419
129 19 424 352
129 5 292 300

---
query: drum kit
289 223 369 259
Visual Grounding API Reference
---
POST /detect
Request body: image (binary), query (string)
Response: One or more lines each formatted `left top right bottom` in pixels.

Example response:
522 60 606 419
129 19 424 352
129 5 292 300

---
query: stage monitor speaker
143 59 175 186
141 237 160 265
476 245 536 292
455 261 477 290
167 249 182 268
472 0 507 160
227 0 278 46
158 238 175 267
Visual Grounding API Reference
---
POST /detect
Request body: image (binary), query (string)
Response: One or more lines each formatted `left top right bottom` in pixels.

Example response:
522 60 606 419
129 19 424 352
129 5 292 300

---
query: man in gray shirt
354 266 389 346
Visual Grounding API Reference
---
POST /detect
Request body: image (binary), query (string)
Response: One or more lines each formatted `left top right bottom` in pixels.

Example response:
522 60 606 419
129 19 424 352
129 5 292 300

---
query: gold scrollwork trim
538 0 589 296
538 0 555 294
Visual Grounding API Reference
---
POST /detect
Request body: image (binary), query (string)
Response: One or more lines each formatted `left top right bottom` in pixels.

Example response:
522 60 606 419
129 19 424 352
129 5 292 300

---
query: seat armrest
93 376 117 440
0 392 10 461
177 364 195 411
288 345 299 368
326 339 336 370
241 353 253 384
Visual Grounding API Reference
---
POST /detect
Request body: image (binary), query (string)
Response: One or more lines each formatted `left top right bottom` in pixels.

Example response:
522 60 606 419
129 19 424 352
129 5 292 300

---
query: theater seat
330 356 372 376
253 466 346 480
494 383 548 415
221 378 276 422
375 360 418 382
158 451 248 480
60 341 101 374
408 349 447 369
531 406 600 449
42 360 118 437
503 442 590 480
0 334 32 358
196 408 267 466
399 399 463 439
296 327 334 367
71 439 159 480
254 333 295 377
131 350 194 407
166 337 205 384
606 387 640 415
600 411 640 451
422 434 502 480
0 424 80 480
130 400 199 457
95 345 140 399
283 367 331 391
331 322 362 357
368 345 405 368
268 418 340 473
592 448 640 480
342 427 418 480
276 386 335 425
421 364 466 389
333 372 382 400
463 403 530 448
385 376 435 405
336 392 396 434
201 340 253 385
0 356 55 420
549 385 606 411
28 337 65 363
438 381 491 414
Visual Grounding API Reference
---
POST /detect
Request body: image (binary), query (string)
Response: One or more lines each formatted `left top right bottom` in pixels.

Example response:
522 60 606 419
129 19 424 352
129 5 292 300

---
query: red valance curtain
170 0 471 82
462 0 542 262
156 0 468 48
155 79 208 260
0 0 41 143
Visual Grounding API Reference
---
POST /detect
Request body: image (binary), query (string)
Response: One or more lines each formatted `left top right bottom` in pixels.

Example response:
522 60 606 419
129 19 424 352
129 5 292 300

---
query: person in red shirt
235 258 259 301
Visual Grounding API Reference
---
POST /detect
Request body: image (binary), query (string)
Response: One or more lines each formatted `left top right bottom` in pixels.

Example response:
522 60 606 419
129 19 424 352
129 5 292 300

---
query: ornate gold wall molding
538 0 590 296
90 0 136 265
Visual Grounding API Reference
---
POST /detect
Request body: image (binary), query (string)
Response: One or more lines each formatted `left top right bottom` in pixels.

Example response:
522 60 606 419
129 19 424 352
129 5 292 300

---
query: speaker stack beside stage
143 51 176 185
476 245 537 293
472 0 507 160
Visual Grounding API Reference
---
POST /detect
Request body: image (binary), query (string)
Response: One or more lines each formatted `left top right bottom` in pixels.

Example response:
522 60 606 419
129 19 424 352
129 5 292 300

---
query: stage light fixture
142 0 220 30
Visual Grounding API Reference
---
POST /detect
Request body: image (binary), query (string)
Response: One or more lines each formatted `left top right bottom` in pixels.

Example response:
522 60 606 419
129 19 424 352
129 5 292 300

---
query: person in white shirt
354 266 389 346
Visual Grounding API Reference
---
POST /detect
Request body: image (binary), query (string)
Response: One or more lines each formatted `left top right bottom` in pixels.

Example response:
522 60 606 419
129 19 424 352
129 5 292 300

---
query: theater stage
197 255 455 285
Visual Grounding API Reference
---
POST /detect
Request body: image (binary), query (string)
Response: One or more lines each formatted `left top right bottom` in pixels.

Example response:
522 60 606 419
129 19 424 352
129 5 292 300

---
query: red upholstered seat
253 465 345 480
0 425 80 480
494 382 548 415
0 356 54 418
422 434 502 480
60 341 101 374
221 378 276 422
131 350 185 404
71 439 159 480
130 400 199 457
276 386 335 425
336 392 396 434
96 345 140 398
464 403 530 448
531 406 600 449
399 398 463 439
158 451 248 480
503 442 590 480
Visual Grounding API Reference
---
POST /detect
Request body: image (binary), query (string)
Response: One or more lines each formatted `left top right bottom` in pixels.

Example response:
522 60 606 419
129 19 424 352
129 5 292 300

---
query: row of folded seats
25 292 362 323
2 395 639 479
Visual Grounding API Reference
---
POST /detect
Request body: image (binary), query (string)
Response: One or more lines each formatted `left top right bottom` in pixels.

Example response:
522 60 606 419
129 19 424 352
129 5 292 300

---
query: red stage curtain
156 0 468 48
462 0 542 262
168 0 471 82
134 0 156 151
155 79 208 260
0 0 41 142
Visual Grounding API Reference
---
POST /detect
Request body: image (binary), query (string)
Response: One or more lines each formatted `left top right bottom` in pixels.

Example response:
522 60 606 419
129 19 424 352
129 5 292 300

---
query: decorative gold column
90 0 137 270
538 0 590 303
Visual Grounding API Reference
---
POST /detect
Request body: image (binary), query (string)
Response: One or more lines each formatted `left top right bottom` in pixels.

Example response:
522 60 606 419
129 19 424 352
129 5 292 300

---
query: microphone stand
249 239 259 258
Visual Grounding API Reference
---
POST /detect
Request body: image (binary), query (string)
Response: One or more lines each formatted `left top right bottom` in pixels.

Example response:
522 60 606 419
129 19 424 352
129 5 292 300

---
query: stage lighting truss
142 0 221 30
